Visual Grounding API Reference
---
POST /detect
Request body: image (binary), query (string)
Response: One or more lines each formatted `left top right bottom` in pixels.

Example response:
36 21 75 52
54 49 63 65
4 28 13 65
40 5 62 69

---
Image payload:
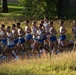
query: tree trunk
57 0 76 19
1 0 9 13
57 0 64 19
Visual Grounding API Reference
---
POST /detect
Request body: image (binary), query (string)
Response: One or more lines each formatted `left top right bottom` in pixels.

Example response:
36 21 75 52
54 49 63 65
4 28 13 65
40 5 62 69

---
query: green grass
0 2 23 18
0 51 76 75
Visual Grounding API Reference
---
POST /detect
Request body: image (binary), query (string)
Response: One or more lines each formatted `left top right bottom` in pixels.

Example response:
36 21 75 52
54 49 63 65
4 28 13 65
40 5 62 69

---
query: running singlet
7 32 14 46
43 22 50 32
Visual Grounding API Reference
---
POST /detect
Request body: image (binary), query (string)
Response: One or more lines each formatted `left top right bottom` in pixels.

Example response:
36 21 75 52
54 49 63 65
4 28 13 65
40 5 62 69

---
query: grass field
0 51 76 75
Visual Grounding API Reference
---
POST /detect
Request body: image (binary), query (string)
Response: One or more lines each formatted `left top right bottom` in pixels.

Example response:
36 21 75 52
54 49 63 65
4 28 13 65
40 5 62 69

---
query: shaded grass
0 2 23 18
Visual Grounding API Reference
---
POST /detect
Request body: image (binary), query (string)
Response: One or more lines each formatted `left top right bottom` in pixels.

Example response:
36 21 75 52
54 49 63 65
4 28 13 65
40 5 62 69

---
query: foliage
44 0 58 19
18 0 76 19
56 0 76 19
1 0 76 19
19 0 58 20
19 0 46 20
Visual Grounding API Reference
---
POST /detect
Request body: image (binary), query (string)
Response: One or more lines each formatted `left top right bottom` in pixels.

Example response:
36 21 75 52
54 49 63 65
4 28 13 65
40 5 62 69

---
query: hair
17 22 20 25
1 24 5 28
41 20 44 23
44 16 49 19
12 24 16 27
40 24 43 27
50 21 53 24
25 20 29 23
33 21 36 24
60 20 64 24
7 26 10 29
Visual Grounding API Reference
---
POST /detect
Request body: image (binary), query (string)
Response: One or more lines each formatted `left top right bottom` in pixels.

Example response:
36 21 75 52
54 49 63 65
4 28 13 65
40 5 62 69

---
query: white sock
12 51 18 58
31 44 34 49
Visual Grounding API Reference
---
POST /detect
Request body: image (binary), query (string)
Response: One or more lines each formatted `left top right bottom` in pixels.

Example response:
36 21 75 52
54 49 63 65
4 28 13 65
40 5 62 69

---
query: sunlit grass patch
0 51 76 75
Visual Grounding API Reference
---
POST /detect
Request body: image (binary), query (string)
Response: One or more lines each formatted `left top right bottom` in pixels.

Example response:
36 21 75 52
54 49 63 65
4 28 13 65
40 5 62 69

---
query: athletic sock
12 51 18 60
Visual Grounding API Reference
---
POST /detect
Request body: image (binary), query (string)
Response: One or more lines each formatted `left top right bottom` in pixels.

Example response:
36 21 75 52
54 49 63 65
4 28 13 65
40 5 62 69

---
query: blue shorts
50 36 57 42
7 44 15 48
0 46 1 50
0 46 2 53
1 39 7 45
38 39 44 44
0 39 1 42
18 38 25 44
14 39 18 44
34 38 38 41
42 35 47 40
26 34 32 40
60 35 66 41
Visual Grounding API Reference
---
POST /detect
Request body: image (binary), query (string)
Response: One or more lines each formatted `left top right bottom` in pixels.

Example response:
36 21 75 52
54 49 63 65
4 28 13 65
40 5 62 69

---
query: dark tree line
57 0 76 19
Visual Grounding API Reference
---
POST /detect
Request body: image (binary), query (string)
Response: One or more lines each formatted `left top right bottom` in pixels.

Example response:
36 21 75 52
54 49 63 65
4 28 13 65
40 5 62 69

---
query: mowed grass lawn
0 2 23 17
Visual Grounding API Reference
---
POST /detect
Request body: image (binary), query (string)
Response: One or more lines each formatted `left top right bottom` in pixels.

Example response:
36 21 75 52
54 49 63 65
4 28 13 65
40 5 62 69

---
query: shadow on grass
8 7 23 12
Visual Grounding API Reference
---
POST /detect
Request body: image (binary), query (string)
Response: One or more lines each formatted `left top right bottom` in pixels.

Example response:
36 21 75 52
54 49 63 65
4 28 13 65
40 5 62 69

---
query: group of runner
0 17 76 60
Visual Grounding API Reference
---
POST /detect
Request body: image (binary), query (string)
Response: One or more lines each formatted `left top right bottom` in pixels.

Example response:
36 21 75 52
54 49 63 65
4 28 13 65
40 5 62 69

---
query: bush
19 0 58 20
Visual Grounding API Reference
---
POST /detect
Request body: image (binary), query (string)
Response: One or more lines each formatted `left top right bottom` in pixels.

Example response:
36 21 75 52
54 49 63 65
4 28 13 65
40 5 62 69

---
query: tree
57 0 63 18
1 0 8 13
57 0 76 19
19 0 58 19
44 0 58 19
19 0 46 20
